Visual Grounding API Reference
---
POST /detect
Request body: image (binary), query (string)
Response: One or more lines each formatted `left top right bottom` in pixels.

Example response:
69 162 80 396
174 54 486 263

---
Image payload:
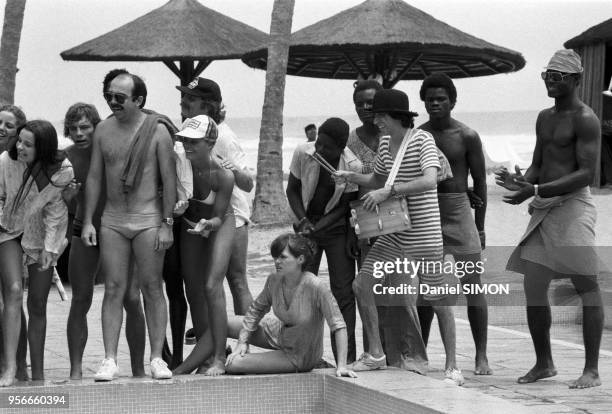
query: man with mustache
82 70 176 381
62 101 146 380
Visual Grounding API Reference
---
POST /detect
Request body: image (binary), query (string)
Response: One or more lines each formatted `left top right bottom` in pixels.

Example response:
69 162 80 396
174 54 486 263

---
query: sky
2 0 611 123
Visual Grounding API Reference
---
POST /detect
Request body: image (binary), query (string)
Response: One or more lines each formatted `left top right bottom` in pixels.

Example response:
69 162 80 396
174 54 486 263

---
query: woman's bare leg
226 351 296 374
0 240 24 386
27 263 54 381
202 216 235 376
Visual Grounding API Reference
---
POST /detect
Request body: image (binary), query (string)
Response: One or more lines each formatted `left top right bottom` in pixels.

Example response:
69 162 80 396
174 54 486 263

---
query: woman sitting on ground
0 120 73 385
174 115 236 376
174 233 357 377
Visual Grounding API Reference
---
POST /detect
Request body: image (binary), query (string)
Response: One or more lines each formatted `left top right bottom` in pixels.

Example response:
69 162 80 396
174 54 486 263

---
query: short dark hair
387 112 415 129
0 104 26 129
419 72 457 103
63 103 101 137
304 124 316 133
103 69 147 108
270 233 318 271
353 79 383 102
103 68 129 94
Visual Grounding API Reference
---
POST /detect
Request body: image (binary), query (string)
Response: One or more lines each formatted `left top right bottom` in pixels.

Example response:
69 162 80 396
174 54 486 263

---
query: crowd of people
0 48 604 390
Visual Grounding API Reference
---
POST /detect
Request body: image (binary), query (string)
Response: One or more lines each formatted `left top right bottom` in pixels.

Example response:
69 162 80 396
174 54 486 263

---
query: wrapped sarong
438 192 481 255
507 187 598 276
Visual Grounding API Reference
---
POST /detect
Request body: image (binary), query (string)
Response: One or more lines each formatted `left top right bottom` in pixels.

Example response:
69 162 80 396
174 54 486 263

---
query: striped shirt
373 129 442 258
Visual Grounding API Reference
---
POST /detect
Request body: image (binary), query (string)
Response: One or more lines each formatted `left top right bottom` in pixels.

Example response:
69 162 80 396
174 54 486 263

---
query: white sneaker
94 358 119 382
150 358 172 379
444 368 465 386
351 352 387 372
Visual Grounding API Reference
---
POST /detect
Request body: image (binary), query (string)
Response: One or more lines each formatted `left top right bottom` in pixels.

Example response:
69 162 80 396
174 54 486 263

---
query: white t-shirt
213 122 252 227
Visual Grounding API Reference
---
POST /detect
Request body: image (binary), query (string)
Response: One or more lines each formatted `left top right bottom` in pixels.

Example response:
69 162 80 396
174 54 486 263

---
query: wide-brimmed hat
372 89 418 117
544 49 583 74
604 75 612 98
176 77 222 102
176 115 218 140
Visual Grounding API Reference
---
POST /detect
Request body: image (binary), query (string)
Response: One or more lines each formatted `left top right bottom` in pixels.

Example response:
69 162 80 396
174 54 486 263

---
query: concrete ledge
1 369 552 414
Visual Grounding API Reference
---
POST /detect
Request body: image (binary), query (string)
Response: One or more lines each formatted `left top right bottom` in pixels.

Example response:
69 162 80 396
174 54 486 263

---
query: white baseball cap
176 115 218 140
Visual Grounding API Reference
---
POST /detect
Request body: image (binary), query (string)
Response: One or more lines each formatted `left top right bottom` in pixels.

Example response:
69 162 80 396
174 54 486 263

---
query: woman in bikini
0 120 73 385
174 233 357 377
174 115 235 375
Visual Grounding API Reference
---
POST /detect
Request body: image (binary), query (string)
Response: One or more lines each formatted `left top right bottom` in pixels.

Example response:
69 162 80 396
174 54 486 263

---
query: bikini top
191 190 216 206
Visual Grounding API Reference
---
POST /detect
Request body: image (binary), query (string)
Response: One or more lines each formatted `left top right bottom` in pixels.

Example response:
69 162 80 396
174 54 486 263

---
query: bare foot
0 368 17 387
204 359 225 376
569 370 601 389
517 365 557 384
474 357 492 375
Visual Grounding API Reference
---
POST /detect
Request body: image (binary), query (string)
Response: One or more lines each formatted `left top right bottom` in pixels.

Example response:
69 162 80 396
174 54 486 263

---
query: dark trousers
305 227 356 364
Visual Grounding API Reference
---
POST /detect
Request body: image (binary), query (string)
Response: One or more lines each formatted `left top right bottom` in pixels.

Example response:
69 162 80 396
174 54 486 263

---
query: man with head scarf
495 49 604 389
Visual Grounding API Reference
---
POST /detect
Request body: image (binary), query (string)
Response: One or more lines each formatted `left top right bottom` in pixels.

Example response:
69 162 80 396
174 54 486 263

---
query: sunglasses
541 72 574 82
103 92 130 105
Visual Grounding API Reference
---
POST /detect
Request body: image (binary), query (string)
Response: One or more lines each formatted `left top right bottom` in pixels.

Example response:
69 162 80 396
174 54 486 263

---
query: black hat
176 77 222 102
372 89 418 117
318 117 349 148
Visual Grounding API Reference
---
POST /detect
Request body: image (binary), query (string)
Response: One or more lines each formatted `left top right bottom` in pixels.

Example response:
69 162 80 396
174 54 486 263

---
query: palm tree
0 0 26 104
251 0 295 225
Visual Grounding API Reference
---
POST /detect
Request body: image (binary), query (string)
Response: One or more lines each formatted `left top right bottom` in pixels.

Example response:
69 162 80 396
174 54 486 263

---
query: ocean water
227 110 539 172
56 110 539 172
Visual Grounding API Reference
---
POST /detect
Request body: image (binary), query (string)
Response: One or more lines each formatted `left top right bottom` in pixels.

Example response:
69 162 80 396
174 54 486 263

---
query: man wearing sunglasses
82 70 176 381
495 49 603 389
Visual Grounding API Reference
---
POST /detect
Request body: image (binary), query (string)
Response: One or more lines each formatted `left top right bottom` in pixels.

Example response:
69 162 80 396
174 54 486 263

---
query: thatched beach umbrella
60 0 268 86
242 0 525 88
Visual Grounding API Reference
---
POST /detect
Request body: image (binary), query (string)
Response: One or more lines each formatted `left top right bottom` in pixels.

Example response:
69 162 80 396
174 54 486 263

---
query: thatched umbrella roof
242 0 525 88
61 0 268 85
565 17 612 48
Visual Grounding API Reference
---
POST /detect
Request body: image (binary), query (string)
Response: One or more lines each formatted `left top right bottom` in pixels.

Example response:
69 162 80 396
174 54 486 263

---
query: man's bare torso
537 103 596 184
420 119 476 193
96 113 162 215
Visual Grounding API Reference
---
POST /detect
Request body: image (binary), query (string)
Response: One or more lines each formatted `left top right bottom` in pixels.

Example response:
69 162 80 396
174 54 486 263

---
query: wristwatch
162 217 174 226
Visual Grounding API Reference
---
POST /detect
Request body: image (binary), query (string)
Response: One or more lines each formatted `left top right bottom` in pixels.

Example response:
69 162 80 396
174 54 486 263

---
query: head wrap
544 49 583 74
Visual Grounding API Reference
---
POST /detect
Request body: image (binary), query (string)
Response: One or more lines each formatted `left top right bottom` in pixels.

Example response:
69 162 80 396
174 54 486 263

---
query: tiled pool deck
1 254 611 413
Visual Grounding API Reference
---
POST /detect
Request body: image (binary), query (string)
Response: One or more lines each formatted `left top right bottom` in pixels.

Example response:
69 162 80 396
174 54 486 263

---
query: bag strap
385 128 415 187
